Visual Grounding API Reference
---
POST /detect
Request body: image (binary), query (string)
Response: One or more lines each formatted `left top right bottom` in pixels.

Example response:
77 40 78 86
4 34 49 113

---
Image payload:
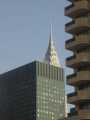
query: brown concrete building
65 0 90 119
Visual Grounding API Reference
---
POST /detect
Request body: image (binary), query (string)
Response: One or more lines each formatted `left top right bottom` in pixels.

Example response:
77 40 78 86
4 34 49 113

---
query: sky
0 0 71 72
0 0 74 89
0 0 74 111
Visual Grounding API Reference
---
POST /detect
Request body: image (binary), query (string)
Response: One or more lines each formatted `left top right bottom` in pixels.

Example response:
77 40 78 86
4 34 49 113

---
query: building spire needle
50 23 53 41
44 24 61 67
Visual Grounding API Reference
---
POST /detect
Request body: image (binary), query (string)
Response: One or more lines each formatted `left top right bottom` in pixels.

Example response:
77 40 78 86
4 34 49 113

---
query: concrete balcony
65 0 89 18
76 51 90 65
65 17 90 34
68 89 90 104
67 115 79 120
78 90 90 100
79 110 90 119
66 51 90 68
67 0 72 2
67 111 90 120
65 38 75 50
67 73 76 85
65 35 90 51
66 55 75 68
68 92 77 104
77 70 90 82
67 70 90 86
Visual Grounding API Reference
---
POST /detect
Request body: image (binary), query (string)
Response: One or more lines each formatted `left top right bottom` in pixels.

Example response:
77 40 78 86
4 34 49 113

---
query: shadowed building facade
65 0 90 119
0 29 66 120
0 61 65 120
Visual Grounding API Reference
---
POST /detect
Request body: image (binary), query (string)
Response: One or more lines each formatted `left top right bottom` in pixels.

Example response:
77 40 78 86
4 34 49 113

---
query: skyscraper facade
65 0 90 119
0 30 65 120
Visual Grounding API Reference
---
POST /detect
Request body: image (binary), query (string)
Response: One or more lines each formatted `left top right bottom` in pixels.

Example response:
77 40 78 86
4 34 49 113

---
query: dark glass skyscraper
0 61 65 120
0 29 66 120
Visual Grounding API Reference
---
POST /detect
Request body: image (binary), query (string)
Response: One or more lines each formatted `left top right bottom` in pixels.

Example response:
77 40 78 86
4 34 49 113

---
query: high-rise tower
44 25 60 67
65 0 90 119
0 30 65 120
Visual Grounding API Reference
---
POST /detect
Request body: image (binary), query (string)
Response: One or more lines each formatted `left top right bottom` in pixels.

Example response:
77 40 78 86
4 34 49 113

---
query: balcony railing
66 55 76 68
75 34 90 45
65 38 75 50
79 110 90 119
76 51 90 62
65 38 74 44
67 110 90 120
67 70 90 85
68 111 77 118
65 17 90 33
77 70 90 81
65 20 75 28
68 89 90 104
66 51 90 68
66 55 75 61
65 0 89 17
65 4 73 11
65 34 90 50
67 73 76 80
68 92 77 103
67 73 76 85
78 90 90 100
67 115 79 120
68 92 77 97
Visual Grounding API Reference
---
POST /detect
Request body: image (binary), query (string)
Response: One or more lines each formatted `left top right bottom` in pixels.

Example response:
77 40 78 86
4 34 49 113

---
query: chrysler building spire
44 25 61 67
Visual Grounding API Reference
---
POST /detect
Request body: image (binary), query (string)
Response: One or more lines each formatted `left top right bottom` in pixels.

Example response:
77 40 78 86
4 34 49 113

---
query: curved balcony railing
79 110 90 119
66 50 90 68
65 35 90 50
67 70 90 85
65 17 90 33
65 0 89 17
